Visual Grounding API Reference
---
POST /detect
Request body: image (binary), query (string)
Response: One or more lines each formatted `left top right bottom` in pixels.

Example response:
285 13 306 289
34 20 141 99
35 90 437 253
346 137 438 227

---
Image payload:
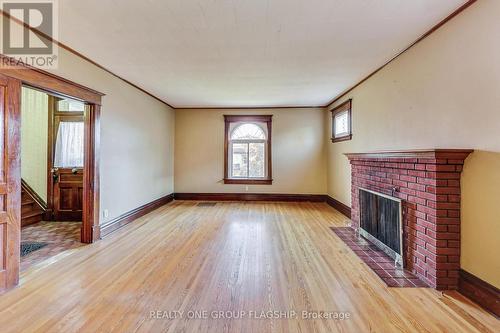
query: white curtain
54 122 84 167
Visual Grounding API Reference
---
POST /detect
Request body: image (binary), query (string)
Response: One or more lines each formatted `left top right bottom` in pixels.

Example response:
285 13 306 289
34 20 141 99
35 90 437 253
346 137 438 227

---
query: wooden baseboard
99 193 352 238
174 193 325 202
174 193 353 218
458 269 500 317
99 194 174 238
325 195 351 218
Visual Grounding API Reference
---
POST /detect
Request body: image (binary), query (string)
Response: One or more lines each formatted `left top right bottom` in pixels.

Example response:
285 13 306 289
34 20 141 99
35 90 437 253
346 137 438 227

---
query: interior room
0 1 498 332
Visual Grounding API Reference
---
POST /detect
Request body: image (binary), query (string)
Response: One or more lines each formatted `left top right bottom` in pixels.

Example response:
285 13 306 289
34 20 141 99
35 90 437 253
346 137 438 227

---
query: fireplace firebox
359 188 403 266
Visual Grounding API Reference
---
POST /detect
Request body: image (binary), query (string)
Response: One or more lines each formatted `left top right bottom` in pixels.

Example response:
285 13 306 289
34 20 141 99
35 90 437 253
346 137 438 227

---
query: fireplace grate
359 188 403 267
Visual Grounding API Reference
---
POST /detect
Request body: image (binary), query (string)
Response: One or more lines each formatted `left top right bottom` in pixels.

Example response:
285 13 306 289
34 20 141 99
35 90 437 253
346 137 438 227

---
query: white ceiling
58 0 467 108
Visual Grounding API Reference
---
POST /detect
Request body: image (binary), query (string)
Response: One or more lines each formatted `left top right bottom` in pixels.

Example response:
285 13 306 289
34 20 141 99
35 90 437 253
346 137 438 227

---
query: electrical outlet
103 209 109 218
245 185 249 191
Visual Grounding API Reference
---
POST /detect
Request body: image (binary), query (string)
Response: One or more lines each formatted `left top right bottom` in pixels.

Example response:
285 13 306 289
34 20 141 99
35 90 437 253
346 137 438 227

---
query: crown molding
1 1 478 110
325 0 477 107
0 10 175 109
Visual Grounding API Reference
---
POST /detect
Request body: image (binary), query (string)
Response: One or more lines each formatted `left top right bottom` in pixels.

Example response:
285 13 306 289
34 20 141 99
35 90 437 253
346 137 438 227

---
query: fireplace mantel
345 149 473 160
345 148 473 290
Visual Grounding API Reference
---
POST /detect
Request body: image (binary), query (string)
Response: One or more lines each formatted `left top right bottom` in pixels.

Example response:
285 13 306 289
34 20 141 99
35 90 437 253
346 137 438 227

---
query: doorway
20 87 87 271
0 63 102 292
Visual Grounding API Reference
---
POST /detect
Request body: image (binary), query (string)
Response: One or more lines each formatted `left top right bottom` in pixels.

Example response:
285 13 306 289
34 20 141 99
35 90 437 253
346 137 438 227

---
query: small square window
331 99 352 143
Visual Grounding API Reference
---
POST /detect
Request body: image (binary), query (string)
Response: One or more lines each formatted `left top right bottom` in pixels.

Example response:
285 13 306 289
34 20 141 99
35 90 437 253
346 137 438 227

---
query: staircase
21 181 46 227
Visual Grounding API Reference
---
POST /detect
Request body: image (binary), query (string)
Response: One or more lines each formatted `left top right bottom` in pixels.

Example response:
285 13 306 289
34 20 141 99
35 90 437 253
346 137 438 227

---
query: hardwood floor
0 201 497 332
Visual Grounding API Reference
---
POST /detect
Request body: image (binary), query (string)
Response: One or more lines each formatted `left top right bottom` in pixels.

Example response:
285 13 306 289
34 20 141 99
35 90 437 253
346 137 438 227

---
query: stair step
22 199 35 206
22 205 41 215
21 213 43 227
21 183 46 227
22 210 44 219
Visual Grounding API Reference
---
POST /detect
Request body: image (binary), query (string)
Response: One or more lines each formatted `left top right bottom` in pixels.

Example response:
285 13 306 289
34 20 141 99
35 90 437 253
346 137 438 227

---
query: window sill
331 134 352 143
224 178 273 185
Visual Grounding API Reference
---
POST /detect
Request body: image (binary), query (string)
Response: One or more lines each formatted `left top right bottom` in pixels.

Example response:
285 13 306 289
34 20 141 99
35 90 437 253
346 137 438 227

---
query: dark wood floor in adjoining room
0 201 497 332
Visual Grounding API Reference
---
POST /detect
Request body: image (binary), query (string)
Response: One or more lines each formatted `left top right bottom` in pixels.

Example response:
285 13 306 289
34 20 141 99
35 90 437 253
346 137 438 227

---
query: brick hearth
345 149 472 290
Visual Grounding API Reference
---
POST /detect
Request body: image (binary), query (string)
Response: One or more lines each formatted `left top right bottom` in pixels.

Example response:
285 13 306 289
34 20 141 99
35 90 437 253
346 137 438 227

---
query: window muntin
57 99 85 112
231 123 266 140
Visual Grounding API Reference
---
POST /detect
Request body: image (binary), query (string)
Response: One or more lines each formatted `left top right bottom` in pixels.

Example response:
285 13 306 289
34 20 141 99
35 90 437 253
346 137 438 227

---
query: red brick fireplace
345 149 472 290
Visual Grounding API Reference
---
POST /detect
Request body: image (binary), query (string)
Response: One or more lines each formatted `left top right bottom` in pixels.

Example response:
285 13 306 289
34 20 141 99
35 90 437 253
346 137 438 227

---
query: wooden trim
344 149 474 160
223 115 273 184
224 115 273 123
3 75 21 291
326 0 478 107
330 99 352 143
0 10 175 109
100 194 174 238
45 95 55 219
331 135 352 143
2 66 101 245
223 179 273 185
2 2 477 110
267 118 273 182
21 179 47 210
224 118 229 181
1 55 104 105
101 193 351 237
325 196 351 218
82 104 101 243
174 193 325 202
459 269 500 318
330 99 351 113
1 2 477 110
176 106 323 110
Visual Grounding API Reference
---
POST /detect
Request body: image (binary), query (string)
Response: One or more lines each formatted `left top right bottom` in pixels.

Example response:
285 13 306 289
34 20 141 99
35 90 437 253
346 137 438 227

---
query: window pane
231 123 266 140
334 110 349 136
54 122 84 167
249 142 265 178
232 143 248 178
57 99 85 112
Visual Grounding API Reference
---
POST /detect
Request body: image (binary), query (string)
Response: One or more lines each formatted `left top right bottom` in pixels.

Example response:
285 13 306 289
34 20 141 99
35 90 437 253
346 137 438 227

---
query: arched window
231 123 266 140
224 115 272 184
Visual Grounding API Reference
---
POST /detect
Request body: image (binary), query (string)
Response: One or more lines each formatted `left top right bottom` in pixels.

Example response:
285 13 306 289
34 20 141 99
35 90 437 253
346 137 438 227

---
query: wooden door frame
45 95 55 220
1 55 103 244
0 74 21 291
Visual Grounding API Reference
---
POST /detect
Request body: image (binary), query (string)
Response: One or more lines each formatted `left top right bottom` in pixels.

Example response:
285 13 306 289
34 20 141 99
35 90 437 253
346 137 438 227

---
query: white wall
47 48 175 224
325 0 500 287
21 87 49 202
175 108 326 194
